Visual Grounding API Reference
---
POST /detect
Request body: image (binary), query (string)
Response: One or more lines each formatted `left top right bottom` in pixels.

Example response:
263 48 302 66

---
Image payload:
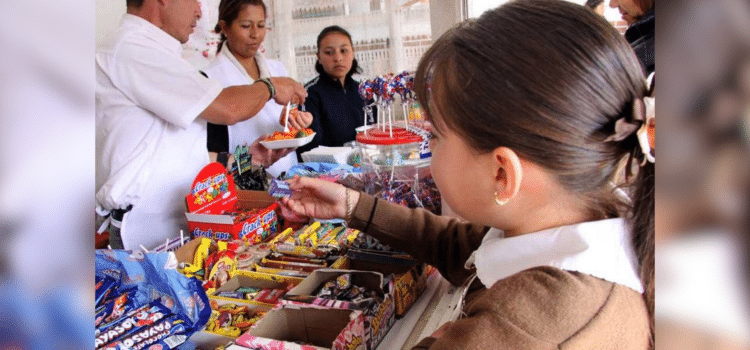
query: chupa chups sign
185 162 278 242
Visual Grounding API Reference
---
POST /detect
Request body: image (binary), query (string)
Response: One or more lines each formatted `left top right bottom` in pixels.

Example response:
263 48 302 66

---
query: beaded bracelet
257 78 275 100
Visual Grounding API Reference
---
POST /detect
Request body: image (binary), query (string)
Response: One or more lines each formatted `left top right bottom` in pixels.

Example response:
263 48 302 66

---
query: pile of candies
205 301 265 337
363 173 441 215
96 274 191 350
272 222 361 257
315 274 380 304
180 239 271 291
214 286 288 305
263 128 314 142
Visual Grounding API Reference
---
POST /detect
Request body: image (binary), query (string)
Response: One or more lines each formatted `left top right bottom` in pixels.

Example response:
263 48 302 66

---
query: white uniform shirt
202 49 297 177
465 218 644 293
96 14 223 250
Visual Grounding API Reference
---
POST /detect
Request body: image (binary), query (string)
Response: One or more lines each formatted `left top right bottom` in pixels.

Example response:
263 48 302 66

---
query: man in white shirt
96 0 307 249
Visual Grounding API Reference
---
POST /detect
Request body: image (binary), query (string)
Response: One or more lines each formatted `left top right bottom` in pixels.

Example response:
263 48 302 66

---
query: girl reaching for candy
279 0 654 349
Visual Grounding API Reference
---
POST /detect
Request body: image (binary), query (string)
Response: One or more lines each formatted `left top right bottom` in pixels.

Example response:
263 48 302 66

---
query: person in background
585 0 606 16
296 25 368 160
96 0 307 250
203 0 313 177
610 0 654 74
280 1 654 348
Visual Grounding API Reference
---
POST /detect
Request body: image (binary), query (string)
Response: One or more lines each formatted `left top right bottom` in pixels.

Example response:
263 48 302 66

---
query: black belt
111 205 133 221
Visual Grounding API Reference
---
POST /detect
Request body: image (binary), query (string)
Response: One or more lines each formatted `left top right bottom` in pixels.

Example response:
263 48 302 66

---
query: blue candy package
95 249 211 348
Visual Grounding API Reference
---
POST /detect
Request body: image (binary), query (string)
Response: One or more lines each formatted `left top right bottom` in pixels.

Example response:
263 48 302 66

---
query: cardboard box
283 269 395 350
210 275 297 309
189 330 238 349
237 305 366 350
346 250 430 317
185 163 280 243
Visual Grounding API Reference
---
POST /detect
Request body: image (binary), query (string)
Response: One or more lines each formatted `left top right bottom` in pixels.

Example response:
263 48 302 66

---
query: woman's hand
248 135 294 167
279 108 314 130
278 176 359 221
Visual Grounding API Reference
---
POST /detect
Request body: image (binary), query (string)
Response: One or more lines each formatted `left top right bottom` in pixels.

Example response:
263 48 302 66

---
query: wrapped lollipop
358 79 374 101
359 80 376 131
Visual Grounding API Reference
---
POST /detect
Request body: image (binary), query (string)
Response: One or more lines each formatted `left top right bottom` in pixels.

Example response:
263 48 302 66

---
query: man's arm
200 77 307 126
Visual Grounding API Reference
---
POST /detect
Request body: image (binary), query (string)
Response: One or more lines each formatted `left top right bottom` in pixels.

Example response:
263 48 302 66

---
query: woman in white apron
203 0 312 177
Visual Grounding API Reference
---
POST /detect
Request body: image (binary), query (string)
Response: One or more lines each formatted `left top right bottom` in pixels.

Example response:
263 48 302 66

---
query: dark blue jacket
625 9 654 75
297 74 368 157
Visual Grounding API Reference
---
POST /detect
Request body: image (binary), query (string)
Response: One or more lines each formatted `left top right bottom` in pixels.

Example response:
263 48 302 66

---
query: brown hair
415 0 654 345
215 0 267 53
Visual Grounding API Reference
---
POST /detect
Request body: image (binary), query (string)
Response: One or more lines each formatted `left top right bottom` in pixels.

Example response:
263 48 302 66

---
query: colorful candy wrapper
268 179 294 198
96 275 120 309
102 315 187 350
96 301 172 349
98 288 137 326
95 249 212 347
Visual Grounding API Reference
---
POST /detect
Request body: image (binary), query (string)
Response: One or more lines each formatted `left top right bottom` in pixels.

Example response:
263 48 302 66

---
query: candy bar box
237 305 366 350
345 249 433 317
186 163 280 243
282 269 396 350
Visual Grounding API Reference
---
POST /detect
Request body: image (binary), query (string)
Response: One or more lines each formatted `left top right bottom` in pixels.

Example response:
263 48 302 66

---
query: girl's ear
218 20 227 35
492 147 523 205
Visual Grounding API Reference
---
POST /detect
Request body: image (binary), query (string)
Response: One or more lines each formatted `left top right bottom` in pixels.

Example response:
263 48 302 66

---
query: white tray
259 133 316 150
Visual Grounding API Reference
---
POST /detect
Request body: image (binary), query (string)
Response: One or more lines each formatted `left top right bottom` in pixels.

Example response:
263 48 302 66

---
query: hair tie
604 96 655 176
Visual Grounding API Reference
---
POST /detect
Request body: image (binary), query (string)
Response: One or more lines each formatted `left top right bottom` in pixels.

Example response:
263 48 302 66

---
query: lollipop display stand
355 72 441 215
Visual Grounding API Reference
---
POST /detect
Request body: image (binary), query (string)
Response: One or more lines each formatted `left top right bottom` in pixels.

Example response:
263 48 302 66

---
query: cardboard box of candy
236 305 366 350
210 275 298 309
345 250 431 317
269 222 360 258
282 269 396 350
185 163 280 243
203 300 267 339
254 254 350 279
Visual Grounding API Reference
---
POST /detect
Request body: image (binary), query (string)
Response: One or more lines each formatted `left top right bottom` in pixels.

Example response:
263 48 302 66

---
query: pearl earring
494 191 509 206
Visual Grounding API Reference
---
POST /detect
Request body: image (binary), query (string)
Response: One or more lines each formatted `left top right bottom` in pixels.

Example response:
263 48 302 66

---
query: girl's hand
278 176 358 221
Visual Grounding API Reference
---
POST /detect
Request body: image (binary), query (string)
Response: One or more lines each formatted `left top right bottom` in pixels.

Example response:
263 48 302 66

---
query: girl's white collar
464 218 644 293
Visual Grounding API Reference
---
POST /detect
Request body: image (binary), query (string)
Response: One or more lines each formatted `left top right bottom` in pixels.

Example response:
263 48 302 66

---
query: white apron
202 50 297 177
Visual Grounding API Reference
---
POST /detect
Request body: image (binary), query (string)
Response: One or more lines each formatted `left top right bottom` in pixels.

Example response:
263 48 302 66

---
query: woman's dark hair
415 0 654 346
314 25 362 78
215 0 267 53
634 0 655 12
126 0 144 8
584 0 603 10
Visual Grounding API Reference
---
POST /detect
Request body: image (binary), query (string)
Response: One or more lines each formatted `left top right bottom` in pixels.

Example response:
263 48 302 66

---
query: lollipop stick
388 105 393 138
